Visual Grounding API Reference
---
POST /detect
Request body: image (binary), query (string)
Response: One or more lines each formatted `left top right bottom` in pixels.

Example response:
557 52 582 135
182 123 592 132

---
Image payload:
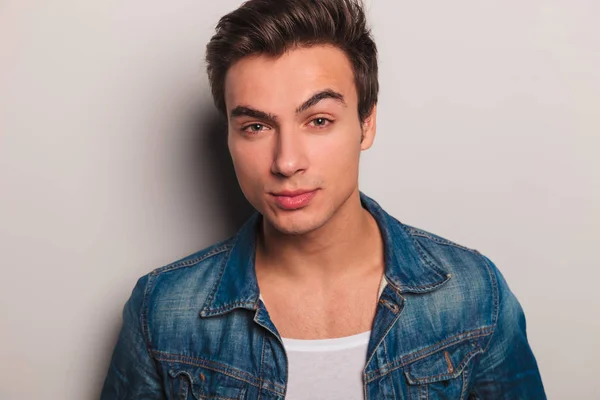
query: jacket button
379 299 399 313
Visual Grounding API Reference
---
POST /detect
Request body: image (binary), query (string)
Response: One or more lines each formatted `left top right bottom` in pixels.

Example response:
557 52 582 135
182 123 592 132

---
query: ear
360 104 377 150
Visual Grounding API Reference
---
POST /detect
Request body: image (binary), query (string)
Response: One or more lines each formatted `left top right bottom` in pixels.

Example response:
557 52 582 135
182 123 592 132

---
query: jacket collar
200 192 450 317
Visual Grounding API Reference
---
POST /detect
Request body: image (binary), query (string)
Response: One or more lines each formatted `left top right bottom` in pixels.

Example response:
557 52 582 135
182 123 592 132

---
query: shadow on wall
93 106 255 400
188 106 256 237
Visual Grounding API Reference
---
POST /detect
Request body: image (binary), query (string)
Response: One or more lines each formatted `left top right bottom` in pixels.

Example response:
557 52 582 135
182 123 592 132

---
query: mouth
270 189 319 210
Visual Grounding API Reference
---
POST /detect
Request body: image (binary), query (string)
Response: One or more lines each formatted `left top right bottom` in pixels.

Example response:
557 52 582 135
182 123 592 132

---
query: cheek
229 141 267 186
311 127 362 170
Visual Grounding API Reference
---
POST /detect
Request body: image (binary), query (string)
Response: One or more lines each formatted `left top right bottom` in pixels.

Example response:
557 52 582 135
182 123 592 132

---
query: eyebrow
229 106 279 125
295 89 346 114
229 89 346 124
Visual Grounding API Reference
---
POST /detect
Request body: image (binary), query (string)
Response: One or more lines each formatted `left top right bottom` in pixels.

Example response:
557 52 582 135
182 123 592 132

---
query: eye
242 123 269 134
308 117 333 128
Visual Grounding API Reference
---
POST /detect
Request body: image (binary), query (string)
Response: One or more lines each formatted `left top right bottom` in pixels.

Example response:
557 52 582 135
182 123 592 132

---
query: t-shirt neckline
281 330 371 352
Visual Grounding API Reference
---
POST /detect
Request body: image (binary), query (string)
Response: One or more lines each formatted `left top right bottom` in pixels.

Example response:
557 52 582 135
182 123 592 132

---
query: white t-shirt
282 330 371 400
260 276 387 399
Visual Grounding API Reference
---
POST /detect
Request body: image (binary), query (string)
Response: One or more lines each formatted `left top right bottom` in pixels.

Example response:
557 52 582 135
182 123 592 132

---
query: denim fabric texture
101 193 546 399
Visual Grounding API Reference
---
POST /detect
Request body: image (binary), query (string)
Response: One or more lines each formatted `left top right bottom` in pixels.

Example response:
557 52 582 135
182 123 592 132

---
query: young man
101 0 545 399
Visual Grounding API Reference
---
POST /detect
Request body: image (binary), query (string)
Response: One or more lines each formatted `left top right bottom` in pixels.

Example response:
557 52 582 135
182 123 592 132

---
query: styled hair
205 0 378 122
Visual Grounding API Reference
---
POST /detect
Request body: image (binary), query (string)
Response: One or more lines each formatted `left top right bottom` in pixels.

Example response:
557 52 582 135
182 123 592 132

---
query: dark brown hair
205 0 378 122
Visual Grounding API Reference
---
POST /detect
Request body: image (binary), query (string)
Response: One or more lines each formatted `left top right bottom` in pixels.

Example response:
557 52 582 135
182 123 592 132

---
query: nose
271 127 308 177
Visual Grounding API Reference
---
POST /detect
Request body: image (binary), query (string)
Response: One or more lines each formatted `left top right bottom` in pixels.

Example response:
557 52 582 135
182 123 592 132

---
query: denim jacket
101 193 545 399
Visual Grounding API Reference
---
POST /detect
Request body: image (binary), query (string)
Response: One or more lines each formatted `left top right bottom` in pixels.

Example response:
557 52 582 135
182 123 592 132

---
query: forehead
224 45 357 114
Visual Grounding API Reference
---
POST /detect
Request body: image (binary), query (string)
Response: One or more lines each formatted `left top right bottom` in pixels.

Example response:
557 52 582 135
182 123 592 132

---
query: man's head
206 0 379 236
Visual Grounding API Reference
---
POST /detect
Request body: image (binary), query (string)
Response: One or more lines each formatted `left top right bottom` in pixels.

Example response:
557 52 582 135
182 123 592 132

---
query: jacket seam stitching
141 273 156 354
201 248 236 314
382 339 398 399
405 347 482 385
365 328 492 382
478 253 500 354
363 299 404 371
152 350 285 395
460 359 471 399
399 276 451 292
152 244 233 276
409 229 479 254
257 330 267 400
204 301 256 313
401 226 452 280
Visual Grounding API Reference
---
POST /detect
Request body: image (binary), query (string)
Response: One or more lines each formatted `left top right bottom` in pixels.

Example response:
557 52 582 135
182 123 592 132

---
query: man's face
224 45 376 235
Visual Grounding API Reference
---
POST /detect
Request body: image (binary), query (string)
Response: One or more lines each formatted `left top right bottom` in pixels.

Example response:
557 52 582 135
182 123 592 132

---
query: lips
271 189 318 210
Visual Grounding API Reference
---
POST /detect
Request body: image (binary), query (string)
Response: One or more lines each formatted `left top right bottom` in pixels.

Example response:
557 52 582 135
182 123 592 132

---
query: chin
265 210 327 236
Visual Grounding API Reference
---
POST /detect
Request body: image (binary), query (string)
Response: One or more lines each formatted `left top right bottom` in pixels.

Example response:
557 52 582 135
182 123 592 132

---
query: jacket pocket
403 338 483 399
168 366 247 400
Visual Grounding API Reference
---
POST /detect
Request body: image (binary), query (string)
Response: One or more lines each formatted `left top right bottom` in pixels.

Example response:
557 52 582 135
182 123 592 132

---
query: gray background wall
1 0 598 399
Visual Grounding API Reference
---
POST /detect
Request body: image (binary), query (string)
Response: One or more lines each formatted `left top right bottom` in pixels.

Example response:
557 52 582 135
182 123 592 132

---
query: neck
256 189 384 283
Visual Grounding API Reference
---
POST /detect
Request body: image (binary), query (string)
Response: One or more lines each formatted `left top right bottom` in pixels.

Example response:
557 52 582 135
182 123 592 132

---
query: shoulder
152 237 234 277
129 237 235 312
400 222 517 331
403 223 502 290
404 224 479 254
